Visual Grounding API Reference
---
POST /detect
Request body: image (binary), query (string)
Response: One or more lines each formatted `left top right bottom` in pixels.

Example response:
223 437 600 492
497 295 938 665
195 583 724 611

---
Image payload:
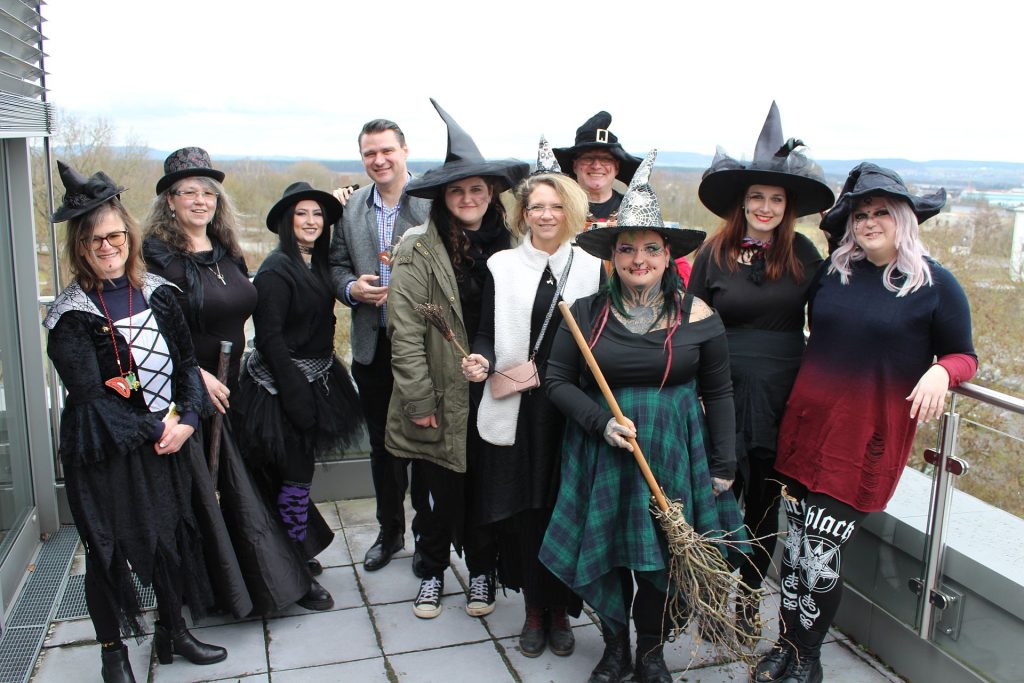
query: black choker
298 245 314 255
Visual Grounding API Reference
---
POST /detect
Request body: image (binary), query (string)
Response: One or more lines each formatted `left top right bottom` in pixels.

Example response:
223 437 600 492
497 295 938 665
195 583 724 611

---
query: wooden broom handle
557 301 669 513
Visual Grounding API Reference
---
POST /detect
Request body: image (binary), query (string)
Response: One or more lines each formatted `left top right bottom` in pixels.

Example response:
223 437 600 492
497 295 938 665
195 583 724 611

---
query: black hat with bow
405 99 529 199
698 101 835 218
51 160 126 223
820 162 946 241
265 181 343 233
553 111 642 184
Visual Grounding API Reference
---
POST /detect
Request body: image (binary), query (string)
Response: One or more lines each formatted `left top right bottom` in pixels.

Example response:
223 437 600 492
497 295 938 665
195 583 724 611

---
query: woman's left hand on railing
907 364 951 423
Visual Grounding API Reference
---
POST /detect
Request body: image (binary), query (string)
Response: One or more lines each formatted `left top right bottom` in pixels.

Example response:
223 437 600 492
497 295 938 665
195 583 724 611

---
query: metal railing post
918 408 961 638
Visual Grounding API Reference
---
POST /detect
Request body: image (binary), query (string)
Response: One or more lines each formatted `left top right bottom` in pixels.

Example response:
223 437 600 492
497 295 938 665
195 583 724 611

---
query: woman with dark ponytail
233 182 364 610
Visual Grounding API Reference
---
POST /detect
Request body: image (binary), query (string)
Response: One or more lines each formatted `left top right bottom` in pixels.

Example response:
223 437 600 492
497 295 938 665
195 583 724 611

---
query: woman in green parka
385 99 527 620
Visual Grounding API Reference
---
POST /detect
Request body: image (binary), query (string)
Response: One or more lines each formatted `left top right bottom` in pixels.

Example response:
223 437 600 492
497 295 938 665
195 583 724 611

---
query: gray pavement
31 498 903 682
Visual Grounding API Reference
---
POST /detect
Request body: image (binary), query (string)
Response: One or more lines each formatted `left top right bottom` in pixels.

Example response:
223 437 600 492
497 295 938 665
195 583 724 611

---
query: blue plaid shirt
344 174 411 325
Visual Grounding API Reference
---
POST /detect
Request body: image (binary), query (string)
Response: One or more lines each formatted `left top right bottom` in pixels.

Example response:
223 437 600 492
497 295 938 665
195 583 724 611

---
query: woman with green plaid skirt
539 151 745 683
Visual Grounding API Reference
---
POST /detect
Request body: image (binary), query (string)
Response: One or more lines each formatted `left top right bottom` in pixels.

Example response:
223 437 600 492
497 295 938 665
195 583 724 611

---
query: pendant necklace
207 260 227 285
95 285 140 398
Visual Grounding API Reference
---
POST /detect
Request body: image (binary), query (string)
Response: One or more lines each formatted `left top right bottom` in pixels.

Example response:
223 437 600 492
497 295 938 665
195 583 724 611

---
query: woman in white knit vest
462 148 604 659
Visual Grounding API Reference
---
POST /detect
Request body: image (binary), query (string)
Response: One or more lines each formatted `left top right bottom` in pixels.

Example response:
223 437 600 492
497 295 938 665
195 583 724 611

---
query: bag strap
530 248 574 360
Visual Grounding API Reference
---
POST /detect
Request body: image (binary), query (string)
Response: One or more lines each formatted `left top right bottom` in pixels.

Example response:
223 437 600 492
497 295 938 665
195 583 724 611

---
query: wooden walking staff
557 301 765 660
207 340 233 484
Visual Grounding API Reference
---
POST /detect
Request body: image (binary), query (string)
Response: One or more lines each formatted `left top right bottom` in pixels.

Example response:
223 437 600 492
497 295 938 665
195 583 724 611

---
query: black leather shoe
363 531 404 571
100 643 136 682
780 656 823 683
154 623 227 665
588 625 631 683
297 579 334 611
307 558 323 576
753 641 793 682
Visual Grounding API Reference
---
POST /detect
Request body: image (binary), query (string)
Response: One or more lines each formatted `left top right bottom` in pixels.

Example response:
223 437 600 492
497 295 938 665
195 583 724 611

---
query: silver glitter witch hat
533 135 561 175
575 150 706 258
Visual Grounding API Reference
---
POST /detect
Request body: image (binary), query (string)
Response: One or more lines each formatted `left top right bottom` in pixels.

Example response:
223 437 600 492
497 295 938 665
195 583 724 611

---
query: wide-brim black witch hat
51 160 126 223
265 181 343 233
819 162 946 241
698 101 834 218
552 110 642 184
405 99 529 200
155 147 226 195
576 149 706 258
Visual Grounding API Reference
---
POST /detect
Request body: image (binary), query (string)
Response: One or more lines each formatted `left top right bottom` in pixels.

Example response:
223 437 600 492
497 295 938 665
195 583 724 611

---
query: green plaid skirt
539 381 746 630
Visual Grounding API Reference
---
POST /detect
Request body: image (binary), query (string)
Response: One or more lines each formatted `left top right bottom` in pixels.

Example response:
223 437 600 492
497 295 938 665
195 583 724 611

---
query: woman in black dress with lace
143 148 333 613
45 162 226 683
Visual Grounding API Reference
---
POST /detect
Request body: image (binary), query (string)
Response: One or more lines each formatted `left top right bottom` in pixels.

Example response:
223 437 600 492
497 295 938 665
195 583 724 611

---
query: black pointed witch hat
51 160 126 223
405 99 528 199
819 162 946 240
697 101 835 218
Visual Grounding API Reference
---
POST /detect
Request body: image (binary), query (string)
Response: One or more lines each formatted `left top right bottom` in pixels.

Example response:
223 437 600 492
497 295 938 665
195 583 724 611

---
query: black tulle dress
234 250 363 481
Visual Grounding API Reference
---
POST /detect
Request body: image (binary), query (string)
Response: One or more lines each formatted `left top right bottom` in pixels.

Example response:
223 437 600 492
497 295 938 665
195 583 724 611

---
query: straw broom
414 303 469 358
557 301 766 665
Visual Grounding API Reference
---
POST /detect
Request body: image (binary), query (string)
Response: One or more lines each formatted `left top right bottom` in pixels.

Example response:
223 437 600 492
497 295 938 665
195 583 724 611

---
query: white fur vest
477 235 602 445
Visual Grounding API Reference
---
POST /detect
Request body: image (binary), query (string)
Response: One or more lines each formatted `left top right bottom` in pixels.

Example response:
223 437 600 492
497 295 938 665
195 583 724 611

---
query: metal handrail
953 381 1024 415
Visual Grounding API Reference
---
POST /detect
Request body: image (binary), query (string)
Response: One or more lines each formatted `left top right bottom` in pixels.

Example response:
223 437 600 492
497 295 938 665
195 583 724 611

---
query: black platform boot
588 622 632 683
779 628 825 683
100 643 136 683
635 634 671 683
752 611 797 682
154 622 228 665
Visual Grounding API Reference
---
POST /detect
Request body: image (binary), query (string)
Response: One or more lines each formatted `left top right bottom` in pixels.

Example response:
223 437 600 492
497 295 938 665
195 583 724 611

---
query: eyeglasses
172 189 220 200
526 204 565 216
576 155 617 167
615 244 665 257
82 230 128 251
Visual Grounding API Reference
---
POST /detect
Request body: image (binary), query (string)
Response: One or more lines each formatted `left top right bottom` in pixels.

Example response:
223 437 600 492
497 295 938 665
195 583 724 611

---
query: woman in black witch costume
689 102 835 639
44 162 227 683
233 182 363 604
143 148 334 614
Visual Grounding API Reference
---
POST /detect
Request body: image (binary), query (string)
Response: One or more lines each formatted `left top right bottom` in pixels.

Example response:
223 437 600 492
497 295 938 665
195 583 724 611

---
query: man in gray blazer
330 119 431 572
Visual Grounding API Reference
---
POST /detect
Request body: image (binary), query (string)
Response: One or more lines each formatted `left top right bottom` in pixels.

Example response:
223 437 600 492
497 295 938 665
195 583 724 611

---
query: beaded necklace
95 285 140 398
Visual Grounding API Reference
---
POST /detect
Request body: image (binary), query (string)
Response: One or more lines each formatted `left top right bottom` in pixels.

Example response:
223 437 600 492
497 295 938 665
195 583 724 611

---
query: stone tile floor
30 498 903 682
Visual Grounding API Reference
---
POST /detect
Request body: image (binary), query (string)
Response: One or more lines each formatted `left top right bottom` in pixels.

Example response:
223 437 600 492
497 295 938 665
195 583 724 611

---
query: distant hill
119 148 1024 190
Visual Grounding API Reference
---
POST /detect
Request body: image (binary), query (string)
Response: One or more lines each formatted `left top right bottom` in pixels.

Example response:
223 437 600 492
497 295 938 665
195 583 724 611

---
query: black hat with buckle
553 111 642 184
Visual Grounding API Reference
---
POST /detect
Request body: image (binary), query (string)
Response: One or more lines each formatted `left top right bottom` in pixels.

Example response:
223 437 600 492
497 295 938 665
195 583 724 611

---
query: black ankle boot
100 643 136 683
588 623 631 683
519 605 546 657
154 623 228 665
779 628 825 683
297 578 334 611
635 635 671 683
547 606 575 656
752 639 794 682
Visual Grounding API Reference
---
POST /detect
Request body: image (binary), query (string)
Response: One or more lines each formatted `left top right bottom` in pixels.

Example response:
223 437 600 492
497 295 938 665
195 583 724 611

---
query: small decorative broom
414 303 469 358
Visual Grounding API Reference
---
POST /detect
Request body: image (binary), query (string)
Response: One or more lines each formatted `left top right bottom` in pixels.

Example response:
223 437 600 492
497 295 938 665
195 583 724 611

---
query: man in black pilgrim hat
329 120 432 574
553 111 642 228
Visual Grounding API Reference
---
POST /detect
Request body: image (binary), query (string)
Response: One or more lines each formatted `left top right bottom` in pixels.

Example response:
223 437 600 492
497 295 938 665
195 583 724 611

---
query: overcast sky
42 0 1022 164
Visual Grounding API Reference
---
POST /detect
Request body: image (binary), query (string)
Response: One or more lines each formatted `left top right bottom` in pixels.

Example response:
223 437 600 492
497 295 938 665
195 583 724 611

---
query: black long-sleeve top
544 292 737 479
251 250 337 431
